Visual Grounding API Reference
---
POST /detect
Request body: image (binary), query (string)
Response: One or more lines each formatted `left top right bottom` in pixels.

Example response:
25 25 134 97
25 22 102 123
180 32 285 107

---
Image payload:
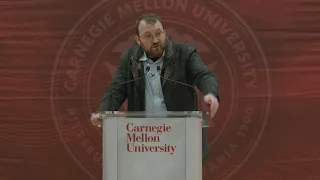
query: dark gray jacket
97 39 219 112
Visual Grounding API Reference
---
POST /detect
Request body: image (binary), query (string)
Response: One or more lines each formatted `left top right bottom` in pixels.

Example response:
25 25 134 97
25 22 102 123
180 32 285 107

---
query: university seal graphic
50 0 271 179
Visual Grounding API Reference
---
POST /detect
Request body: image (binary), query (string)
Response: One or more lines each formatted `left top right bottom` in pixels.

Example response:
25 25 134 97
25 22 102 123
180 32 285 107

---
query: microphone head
146 66 151 72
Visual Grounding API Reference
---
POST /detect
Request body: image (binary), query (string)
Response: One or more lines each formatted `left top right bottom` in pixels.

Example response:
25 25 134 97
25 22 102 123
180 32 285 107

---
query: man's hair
135 13 164 35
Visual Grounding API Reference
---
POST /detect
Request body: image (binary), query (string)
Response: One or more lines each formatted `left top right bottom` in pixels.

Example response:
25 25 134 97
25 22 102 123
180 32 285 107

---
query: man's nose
152 36 159 43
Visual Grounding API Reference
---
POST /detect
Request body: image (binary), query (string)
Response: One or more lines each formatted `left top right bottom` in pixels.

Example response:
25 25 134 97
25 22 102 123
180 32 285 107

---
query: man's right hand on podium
90 113 102 127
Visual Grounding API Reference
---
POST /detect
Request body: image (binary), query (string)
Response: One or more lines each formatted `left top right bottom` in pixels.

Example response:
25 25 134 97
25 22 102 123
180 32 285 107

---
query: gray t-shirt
139 52 167 113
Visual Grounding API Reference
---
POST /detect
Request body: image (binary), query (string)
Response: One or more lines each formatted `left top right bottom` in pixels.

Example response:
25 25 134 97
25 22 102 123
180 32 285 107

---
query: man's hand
90 113 102 127
203 94 219 118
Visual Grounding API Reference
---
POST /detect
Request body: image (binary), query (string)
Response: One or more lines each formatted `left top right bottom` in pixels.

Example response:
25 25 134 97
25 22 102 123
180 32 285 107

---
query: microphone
108 66 150 111
156 66 198 111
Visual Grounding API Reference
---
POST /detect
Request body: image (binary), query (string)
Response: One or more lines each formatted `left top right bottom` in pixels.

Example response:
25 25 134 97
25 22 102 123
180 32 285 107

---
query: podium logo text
126 123 176 155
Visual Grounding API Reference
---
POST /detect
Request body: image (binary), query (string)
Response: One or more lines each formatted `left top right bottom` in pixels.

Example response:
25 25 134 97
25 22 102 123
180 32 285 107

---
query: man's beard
141 42 165 58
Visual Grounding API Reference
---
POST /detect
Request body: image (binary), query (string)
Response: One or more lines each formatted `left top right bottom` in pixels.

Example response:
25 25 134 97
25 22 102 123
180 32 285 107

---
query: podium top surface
94 111 208 118
95 111 210 128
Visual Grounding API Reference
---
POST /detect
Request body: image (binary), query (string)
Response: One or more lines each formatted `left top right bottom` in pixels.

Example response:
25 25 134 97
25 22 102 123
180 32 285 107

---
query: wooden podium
97 111 209 180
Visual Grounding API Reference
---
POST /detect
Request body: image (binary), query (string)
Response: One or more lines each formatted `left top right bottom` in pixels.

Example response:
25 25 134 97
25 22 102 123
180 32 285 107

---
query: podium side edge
102 117 118 180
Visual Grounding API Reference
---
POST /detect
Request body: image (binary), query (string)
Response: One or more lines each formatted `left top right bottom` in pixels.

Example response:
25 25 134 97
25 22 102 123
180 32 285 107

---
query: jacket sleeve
96 51 129 112
187 47 220 102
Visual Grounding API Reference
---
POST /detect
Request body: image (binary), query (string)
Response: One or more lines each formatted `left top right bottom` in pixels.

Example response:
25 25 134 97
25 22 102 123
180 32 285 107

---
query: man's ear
135 35 141 45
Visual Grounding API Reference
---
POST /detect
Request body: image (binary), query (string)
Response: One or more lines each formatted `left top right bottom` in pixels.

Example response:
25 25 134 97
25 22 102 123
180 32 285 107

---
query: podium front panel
102 115 203 180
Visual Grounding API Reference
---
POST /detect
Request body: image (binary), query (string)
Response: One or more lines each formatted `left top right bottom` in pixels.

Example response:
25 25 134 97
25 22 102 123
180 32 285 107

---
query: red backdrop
1 0 320 179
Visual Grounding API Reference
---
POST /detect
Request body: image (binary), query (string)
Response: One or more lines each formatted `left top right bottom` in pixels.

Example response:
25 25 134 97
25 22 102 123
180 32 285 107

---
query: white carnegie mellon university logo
51 0 271 179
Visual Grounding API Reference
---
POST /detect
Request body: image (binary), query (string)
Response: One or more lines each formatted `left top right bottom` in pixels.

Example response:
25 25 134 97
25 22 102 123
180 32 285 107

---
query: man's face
135 20 166 58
